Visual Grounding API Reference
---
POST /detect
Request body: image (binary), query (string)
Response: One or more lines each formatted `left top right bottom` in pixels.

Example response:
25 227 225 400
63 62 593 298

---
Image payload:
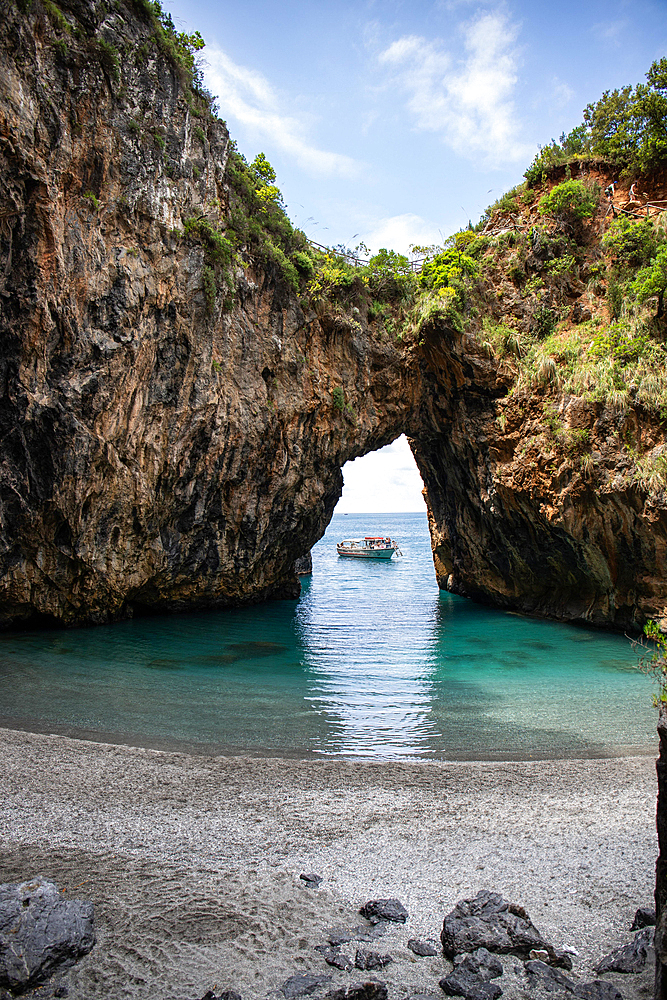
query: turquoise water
0 512 657 759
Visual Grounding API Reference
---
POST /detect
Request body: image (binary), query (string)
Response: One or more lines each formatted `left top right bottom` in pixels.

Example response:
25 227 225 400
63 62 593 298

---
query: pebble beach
0 727 659 999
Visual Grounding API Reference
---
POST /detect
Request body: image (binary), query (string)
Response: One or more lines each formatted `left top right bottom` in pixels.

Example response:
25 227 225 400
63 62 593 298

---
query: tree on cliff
636 620 667 705
525 58 667 183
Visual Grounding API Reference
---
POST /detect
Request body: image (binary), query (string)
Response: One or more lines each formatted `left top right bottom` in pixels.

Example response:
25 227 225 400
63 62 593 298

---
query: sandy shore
0 727 658 999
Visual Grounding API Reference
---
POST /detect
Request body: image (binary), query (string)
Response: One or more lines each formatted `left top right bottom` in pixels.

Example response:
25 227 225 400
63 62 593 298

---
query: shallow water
0 512 656 759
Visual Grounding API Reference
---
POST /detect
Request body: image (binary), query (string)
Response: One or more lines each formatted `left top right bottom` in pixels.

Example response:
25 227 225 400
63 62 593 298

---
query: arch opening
336 434 426 514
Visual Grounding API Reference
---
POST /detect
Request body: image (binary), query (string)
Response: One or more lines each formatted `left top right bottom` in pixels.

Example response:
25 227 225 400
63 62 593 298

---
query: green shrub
524 125 591 187
603 218 661 267
363 248 415 301
83 191 100 211
532 304 557 339
264 241 299 291
96 38 120 80
420 248 478 291
538 180 599 221
309 253 359 300
632 246 667 317
368 300 390 323
332 386 345 411
202 265 216 314
193 125 206 146
415 288 463 333
589 323 650 364
584 59 667 171
563 427 590 456
524 60 667 182
292 251 314 280
544 254 577 276
130 0 156 19
43 0 71 33
183 217 232 266
127 119 141 135
507 254 525 283
607 274 624 320
635 618 667 704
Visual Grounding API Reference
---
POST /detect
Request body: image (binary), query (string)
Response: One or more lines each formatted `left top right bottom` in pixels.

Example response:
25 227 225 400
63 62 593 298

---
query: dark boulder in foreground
525 959 624 999
327 985 388 1000
630 907 656 931
595 926 653 974
441 891 570 968
0 877 95 993
197 992 242 1000
327 925 387 947
281 975 332 998
300 873 323 887
453 948 503 980
440 949 504 1000
320 948 353 971
439 970 502 1000
407 938 438 957
354 949 392 971
359 899 408 924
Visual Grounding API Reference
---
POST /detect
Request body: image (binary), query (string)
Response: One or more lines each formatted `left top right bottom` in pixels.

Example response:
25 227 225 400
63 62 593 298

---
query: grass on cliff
479 212 667 416
181 149 317 314
224 147 312 292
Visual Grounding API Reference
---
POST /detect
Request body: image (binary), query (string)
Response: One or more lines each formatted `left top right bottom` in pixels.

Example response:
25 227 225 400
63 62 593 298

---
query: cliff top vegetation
523 58 667 185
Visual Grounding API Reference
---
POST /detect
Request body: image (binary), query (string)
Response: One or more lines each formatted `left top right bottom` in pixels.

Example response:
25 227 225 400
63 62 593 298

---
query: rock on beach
0 877 94 993
441 890 571 967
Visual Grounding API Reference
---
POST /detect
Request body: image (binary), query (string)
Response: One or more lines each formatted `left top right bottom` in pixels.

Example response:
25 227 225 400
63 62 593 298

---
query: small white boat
336 536 402 559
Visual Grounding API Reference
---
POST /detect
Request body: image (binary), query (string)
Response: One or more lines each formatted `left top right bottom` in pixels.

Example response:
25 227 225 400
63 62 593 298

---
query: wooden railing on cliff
307 199 667 272
479 198 667 240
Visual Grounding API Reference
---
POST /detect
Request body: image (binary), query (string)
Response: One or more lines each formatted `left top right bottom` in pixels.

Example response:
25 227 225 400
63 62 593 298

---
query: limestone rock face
0 0 419 626
416 326 667 630
1 0 666 630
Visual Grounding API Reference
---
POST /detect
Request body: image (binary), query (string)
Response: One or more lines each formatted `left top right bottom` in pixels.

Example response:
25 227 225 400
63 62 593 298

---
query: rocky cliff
1 0 666 630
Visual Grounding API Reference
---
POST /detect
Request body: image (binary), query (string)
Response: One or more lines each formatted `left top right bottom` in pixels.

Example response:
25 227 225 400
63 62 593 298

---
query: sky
163 0 665 510
165 0 666 256
336 435 426 512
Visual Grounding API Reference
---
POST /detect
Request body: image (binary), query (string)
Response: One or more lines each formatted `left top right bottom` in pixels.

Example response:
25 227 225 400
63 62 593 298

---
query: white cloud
551 79 575 108
204 47 360 178
337 435 426 514
361 213 444 256
593 18 629 46
379 11 530 164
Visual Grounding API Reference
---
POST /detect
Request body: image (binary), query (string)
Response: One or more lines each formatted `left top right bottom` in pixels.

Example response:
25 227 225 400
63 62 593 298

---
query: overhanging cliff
1 0 666 630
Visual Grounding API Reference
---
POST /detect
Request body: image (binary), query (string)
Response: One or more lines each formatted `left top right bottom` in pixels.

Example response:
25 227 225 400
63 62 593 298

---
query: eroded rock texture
417 333 667 630
1 0 666 630
0 0 421 626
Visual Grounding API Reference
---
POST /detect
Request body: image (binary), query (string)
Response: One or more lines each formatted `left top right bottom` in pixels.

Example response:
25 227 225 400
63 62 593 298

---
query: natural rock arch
1 1 665 630
0 240 661 629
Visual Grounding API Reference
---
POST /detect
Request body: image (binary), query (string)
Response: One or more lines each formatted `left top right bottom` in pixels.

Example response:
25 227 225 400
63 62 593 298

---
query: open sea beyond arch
0 512 657 760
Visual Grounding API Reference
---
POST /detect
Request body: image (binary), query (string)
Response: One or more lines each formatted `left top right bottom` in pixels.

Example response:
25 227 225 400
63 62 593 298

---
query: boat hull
336 546 396 559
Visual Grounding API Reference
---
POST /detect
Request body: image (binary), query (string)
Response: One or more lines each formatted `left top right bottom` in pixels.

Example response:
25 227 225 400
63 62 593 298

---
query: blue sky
164 0 665 510
166 0 665 255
